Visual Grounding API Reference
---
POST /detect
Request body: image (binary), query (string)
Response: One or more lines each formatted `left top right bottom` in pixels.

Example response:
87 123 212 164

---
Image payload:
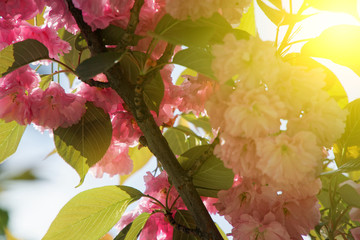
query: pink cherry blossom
76 82 124 114
0 66 40 125
256 131 322 187
175 74 215 115
43 0 79 34
351 227 360 240
20 23 71 59
111 112 142 144
91 140 133 177
0 0 44 20
30 82 86 129
232 213 290 240
0 18 22 50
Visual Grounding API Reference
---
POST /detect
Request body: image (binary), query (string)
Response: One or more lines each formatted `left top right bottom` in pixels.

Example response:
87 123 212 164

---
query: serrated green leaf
53 102 112 185
0 120 26 164
301 25 360 75
338 182 360 208
238 1 256 36
335 99 360 166
151 13 234 48
120 146 153 184
75 51 126 80
143 72 164 115
101 25 143 46
114 51 146 86
256 0 312 26
124 212 151 240
181 114 212 134
114 222 132 240
58 29 91 86
0 39 49 77
164 128 188 156
173 210 197 240
173 48 215 79
178 145 234 197
42 185 143 240
39 74 53 90
306 0 358 17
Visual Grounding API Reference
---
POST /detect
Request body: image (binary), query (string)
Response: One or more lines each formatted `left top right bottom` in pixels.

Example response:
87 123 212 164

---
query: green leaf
256 0 312 26
164 128 188 156
173 48 215 79
101 25 143 46
335 99 360 166
75 34 88 51
175 68 197 85
117 51 146 85
301 25 360 75
179 145 234 197
0 39 49 77
143 72 164 115
120 146 153 184
306 0 358 17
43 186 143 240
338 182 360 208
151 13 234 48
39 74 53 90
124 212 151 240
0 208 9 235
0 120 26 164
181 114 212 134
238 1 256 36
114 222 132 240
58 29 91 86
173 210 197 240
53 102 112 185
75 51 125 80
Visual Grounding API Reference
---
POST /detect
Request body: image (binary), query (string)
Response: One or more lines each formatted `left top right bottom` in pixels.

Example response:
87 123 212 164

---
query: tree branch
65 1 223 239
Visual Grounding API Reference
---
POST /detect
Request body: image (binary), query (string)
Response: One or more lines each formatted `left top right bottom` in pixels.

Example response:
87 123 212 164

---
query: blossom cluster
206 34 347 239
117 171 217 239
0 0 211 178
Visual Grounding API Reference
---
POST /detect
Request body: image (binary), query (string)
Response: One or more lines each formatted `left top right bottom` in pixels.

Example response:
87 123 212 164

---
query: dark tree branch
65 1 223 239
82 78 110 88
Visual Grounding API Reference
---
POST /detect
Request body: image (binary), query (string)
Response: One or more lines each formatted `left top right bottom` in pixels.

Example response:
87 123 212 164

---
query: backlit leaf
0 39 49 77
238 1 256 36
151 13 235 48
173 48 215 79
0 120 26 164
178 145 234 197
306 0 358 17
338 182 360 208
164 128 188 156
301 25 360 75
120 146 153 184
335 99 360 166
43 186 143 240
124 212 151 240
54 102 112 185
143 72 164 115
75 51 125 80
